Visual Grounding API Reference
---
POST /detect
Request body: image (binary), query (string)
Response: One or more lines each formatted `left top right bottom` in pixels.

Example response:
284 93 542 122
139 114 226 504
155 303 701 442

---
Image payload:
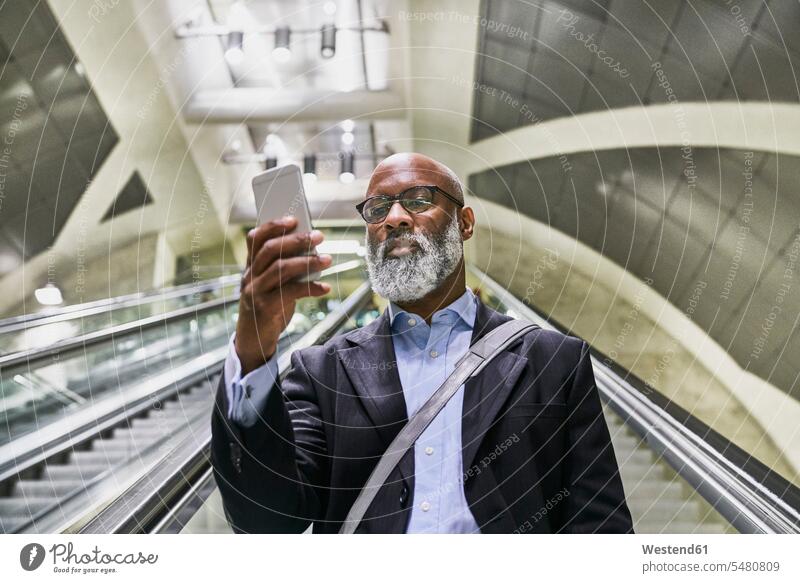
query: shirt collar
387 287 477 330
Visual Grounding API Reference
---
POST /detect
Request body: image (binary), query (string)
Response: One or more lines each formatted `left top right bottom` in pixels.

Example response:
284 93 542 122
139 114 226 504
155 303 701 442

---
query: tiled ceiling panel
0 0 118 261
468 146 800 398
471 0 799 141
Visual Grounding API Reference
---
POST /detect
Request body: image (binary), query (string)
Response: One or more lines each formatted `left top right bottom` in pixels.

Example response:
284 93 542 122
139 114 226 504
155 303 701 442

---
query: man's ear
460 207 475 241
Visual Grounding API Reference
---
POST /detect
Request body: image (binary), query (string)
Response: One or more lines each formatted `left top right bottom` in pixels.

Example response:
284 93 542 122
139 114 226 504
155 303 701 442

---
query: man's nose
383 201 413 229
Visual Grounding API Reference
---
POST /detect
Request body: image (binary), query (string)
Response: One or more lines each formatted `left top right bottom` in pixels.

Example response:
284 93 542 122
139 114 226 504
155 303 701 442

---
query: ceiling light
35 283 63 306
339 150 354 183
272 26 291 62
303 153 317 181
225 30 245 65
341 131 354 145
320 24 336 58
323 1 337 15
340 119 355 132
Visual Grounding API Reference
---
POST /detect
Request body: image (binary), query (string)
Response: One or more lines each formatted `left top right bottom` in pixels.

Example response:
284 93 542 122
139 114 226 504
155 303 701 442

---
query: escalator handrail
0 273 241 334
468 264 800 533
0 262 363 369
0 295 239 371
78 280 374 533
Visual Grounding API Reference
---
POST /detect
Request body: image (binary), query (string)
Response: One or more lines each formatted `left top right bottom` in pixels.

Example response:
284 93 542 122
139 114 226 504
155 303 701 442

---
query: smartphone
252 164 321 282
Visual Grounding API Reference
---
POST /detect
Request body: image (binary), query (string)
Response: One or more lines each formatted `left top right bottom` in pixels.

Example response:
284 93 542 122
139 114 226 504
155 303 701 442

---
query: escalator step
2 516 35 533
69 451 129 465
13 479 85 498
614 449 655 466
42 464 108 481
91 440 139 453
0 497 53 518
624 480 684 499
653 521 728 534
113 427 168 438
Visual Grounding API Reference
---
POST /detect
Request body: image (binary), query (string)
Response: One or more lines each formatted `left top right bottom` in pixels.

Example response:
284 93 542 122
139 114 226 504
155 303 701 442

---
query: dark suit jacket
210 297 634 533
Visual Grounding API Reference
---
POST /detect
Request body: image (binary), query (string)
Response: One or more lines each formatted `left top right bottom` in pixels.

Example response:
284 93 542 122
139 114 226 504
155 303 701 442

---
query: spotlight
225 30 244 65
341 131 354 145
273 26 291 62
35 283 63 306
339 150 354 183
303 153 317 181
323 1 337 15
340 119 355 132
320 24 336 58
265 156 277 170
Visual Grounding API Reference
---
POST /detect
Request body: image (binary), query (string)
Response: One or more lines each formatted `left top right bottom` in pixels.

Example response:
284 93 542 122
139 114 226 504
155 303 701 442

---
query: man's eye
404 199 430 210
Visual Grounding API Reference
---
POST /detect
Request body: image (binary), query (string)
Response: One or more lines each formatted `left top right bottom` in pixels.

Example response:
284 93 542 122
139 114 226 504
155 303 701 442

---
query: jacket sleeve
559 340 635 533
210 347 330 533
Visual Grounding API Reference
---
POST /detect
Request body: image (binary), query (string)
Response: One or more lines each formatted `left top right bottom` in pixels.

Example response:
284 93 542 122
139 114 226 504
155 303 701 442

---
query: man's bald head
366 152 464 205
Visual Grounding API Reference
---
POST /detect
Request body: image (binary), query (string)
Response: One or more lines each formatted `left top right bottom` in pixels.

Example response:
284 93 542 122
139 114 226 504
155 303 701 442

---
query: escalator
3 261 798 534
129 264 799 535
0 261 370 533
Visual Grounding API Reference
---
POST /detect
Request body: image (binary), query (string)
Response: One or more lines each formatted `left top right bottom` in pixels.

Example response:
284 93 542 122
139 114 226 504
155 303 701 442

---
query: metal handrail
0 345 229 485
0 273 240 334
78 280 374 534
0 295 238 372
467 264 800 533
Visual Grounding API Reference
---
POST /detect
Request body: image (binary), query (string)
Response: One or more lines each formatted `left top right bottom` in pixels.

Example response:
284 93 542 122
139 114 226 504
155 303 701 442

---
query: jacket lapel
460 300 530 472
335 309 412 479
333 298 530 484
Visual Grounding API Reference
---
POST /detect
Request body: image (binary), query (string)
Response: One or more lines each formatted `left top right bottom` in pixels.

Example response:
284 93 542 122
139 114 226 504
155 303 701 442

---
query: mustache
371 229 425 260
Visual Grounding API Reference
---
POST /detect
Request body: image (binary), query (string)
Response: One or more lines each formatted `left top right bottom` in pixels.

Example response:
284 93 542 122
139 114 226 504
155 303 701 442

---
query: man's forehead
367 165 444 194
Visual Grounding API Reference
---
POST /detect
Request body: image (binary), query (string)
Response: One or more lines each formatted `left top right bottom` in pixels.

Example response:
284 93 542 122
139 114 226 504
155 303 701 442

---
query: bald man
211 153 633 534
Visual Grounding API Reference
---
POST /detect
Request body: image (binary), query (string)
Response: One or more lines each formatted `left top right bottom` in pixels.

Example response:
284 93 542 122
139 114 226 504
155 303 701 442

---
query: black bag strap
339 318 538 534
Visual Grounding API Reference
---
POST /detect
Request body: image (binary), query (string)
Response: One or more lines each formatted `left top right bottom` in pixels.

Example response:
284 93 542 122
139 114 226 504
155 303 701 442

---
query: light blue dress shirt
223 287 481 533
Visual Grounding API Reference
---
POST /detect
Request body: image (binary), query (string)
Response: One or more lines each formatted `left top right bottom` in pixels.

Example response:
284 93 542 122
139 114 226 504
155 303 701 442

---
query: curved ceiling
471 0 800 141
469 146 800 398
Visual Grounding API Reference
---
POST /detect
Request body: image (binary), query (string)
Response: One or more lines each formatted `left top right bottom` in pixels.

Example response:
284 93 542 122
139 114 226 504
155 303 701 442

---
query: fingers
240 272 331 309
245 216 298 267
282 279 332 300
256 253 333 293
240 253 332 301
250 228 324 277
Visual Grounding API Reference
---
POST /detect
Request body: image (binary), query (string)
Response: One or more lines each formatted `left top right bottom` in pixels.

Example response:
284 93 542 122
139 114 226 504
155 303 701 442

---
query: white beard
365 213 463 303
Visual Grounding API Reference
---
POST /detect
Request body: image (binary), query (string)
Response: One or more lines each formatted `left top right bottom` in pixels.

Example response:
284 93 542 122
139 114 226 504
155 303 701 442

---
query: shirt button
425 446 434 455
408 318 416 326
420 501 431 512
429 349 438 358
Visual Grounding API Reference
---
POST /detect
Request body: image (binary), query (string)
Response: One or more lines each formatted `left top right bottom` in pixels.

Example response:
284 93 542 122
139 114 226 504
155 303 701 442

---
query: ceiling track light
273 26 291 62
304 153 317 177
222 150 379 166
225 30 244 64
339 150 355 183
175 21 390 63
320 24 336 58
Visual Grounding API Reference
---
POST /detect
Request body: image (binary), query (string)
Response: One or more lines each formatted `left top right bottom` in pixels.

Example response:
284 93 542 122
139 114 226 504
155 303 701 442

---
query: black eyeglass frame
355 185 463 223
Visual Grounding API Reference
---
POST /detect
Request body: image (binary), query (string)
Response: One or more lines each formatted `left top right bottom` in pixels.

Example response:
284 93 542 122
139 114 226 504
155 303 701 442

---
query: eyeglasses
355 185 463 224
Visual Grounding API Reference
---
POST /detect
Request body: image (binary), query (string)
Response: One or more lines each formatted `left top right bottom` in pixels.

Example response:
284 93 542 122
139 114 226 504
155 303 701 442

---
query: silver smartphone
252 164 321 282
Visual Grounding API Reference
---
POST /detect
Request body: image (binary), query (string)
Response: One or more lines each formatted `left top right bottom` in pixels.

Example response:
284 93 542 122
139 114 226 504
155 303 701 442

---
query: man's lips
385 238 417 256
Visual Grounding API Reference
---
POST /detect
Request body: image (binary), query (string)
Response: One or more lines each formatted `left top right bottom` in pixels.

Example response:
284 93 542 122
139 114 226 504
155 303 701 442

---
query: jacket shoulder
518 324 585 361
